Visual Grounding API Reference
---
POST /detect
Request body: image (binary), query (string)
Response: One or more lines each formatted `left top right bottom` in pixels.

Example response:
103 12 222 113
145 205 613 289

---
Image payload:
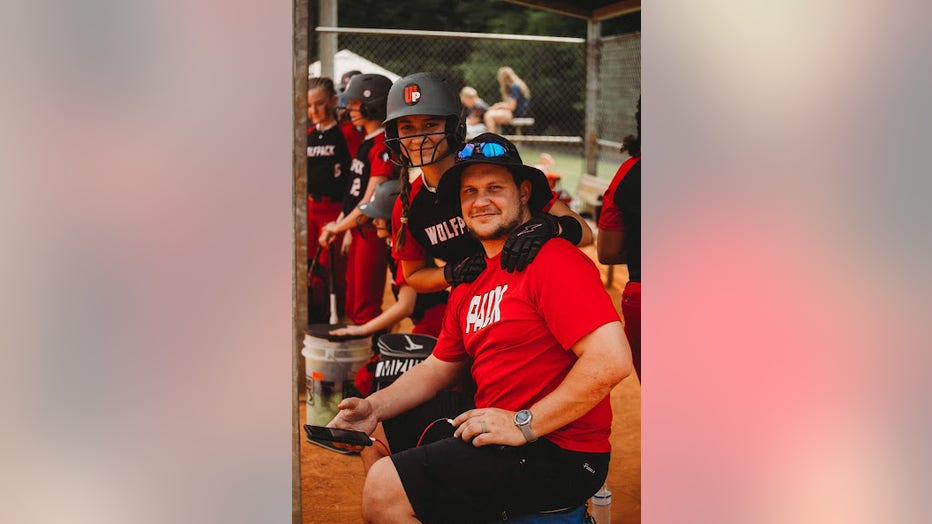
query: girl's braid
394 158 414 249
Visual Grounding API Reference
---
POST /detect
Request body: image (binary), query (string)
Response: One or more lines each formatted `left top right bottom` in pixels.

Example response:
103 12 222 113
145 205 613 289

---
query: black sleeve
614 160 640 214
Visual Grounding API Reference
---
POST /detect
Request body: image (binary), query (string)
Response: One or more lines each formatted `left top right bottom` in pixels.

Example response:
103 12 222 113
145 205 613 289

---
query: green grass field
517 143 627 194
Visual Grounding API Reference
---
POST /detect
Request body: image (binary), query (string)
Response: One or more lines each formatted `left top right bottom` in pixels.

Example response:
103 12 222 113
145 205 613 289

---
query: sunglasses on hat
456 141 508 161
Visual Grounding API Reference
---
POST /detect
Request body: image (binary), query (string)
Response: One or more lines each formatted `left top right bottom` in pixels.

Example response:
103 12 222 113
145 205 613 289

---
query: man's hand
501 213 560 272
328 397 379 436
443 252 486 287
452 408 527 447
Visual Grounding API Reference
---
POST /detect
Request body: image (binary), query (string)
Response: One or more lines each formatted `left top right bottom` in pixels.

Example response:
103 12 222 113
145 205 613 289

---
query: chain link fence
596 31 641 177
312 27 640 186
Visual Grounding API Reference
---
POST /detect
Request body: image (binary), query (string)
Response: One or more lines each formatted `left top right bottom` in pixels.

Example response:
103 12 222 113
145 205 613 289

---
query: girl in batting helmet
383 73 593 295
382 72 479 293
319 72 399 327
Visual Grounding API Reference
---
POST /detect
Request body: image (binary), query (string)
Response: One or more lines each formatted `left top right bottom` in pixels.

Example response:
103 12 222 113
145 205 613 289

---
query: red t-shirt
432 239 620 452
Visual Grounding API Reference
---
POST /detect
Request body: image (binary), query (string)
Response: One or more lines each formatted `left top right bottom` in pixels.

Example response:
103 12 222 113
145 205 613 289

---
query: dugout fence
313 26 639 181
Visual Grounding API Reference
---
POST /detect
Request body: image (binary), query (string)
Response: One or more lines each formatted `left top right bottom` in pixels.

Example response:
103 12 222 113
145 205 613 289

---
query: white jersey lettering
350 158 365 176
423 216 470 246
306 145 337 157
465 284 508 334
348 177 362 197
425 226 439 245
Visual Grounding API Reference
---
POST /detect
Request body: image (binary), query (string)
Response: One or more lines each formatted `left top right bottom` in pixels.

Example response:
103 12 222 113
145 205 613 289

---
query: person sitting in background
483 66 531 134
459 86 488 140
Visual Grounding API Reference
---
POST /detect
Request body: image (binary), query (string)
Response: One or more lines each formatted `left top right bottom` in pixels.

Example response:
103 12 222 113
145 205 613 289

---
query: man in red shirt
329 134 633 523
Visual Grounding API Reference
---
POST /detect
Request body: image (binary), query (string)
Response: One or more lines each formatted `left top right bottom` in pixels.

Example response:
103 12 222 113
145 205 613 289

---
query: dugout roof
502 0 640 21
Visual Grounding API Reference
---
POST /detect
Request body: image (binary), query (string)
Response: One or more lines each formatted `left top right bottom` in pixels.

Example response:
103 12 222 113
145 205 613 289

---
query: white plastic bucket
302 329 372 426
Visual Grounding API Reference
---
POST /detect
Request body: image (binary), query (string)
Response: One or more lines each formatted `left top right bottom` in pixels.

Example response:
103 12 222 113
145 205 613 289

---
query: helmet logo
404 84 421 105
363 89 372 98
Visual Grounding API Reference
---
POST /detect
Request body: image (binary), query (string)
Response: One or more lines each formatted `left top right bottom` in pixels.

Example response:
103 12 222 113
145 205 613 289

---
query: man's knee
362 457 412 522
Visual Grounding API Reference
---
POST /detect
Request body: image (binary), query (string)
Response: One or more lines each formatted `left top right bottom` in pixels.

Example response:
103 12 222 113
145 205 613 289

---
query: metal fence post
318 0 337 79
584 19 601 176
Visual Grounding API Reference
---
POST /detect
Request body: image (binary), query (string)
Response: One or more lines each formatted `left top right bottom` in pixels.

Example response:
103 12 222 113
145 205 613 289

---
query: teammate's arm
329 285 416 337
401 258 450 294
324 175 387 238
319 211 346 246
597 228 626 265
547 199 593 246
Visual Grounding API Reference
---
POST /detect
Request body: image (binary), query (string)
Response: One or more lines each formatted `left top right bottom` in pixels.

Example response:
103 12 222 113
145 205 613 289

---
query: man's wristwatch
514 410 537 443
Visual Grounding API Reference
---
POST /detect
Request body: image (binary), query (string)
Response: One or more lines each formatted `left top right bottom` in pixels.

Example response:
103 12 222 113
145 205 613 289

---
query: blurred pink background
2 0 930 522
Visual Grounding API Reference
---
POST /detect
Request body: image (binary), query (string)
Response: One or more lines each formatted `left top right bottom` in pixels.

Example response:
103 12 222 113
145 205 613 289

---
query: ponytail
621 96 641 157
394 158 414 249
621 135 640 157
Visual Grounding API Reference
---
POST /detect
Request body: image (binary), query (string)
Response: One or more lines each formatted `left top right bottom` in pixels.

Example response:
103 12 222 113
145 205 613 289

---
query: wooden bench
575 174 619 287
574 173 611 219
504 117 535 135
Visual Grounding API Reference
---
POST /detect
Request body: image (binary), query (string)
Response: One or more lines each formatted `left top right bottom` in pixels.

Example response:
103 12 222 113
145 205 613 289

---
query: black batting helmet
383 72 466 165
342 73 392 122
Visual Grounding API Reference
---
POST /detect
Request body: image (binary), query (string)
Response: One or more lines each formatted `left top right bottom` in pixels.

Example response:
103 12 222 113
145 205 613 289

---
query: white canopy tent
308 49 400 82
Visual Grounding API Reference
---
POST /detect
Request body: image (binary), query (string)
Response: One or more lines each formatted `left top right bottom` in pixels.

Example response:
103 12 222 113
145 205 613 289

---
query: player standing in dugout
319 74 398 328
306 76 351 323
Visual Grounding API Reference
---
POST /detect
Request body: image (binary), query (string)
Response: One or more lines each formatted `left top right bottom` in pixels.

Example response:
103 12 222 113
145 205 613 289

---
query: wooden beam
500 0 592 20
292 0 309 522
502 0 641 21
592 0 641 21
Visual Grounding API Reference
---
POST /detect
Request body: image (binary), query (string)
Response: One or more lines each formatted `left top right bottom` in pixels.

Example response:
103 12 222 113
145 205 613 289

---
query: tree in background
321 0 635 137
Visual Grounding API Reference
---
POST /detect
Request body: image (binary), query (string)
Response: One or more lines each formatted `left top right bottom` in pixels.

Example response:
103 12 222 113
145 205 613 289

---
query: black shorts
390 436 609 524
382 390 475 453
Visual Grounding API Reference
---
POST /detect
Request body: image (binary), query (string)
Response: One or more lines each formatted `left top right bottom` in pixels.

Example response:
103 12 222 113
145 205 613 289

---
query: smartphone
304 425 373 447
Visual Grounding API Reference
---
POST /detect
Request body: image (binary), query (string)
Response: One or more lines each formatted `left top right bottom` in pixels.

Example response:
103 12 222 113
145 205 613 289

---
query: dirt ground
300 242 641 523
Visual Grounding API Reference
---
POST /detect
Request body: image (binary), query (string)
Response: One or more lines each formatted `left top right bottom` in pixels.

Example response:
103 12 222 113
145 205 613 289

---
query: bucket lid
306 323 371 342
377 333 437 359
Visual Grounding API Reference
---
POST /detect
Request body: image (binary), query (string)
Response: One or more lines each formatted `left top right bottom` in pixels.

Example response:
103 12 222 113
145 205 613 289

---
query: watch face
516 410 531 424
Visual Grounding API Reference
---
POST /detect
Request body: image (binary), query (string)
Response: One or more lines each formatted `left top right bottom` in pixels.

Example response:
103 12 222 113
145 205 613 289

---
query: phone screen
304 425 373 447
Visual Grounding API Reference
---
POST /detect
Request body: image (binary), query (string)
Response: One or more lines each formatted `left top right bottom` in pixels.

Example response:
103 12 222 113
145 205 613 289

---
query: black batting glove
443 252 486 287
501 212 561 273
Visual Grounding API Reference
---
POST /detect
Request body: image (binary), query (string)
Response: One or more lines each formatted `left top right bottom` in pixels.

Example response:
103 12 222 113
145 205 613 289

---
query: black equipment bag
372 333 437 391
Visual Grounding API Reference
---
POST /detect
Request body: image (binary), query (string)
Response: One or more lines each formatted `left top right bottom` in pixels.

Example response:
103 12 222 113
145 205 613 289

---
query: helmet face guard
384 114 463 168
384 73 466 167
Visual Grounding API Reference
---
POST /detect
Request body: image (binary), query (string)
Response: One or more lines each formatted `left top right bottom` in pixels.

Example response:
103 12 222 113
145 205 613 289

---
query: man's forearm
526 322 631 439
